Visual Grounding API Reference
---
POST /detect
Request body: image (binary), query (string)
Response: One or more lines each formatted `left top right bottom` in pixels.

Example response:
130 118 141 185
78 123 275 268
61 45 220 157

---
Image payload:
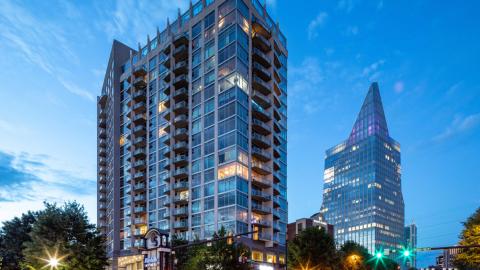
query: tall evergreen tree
22 202 108 270
0 211 36 270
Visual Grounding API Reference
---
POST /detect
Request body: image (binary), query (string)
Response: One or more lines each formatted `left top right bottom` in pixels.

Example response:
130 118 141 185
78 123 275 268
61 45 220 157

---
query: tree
179 227 251 270
288 227 340 270
454 207 480 269
22 202 108 270
0 211 37 270
340 241 371 270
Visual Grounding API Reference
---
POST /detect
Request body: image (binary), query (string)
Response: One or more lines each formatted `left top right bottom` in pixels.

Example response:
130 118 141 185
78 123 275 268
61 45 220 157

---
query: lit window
266 254 276 263
251 250 263 262
158 102 167 113
217 162 249 180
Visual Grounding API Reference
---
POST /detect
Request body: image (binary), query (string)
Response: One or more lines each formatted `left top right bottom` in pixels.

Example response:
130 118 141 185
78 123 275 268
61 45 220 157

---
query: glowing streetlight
375 252 383 259
40 247 66 270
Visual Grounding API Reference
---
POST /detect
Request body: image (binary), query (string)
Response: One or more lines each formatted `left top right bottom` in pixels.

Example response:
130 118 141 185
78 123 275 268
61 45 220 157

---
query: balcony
163 72 171 83
173 75 188 89
174 128 188 140
173 141 188 153
99 139 107 148
252 176 271 188
173 115 188 128
173 207 188 217
174 195 189 204
252 133 270 149
272 195 281 207
252 204 272 215
162 147 171 158
163 111 171 121
272 208 281 219
163 158 171 170
252 105 272 122
133 77 147 89
98 128 107 139
253 62 271 82
134 218 147 225
99 108 107 119
162 85 171 95
163 198 171 207
253 48 272 68
273 183 281 196
252 147 272 162
99 175 106 184
173 220 188 230
252 33 271 53
252 76 271 96
132 90 146 102
252 119 272 135
173 181 189 192
133 172 145 180
134 182 146 191
98 157 107 167
173 155 188 166
162 54 171 68
173 33 189 47
173 168 188 179
132 114 146 124
256 232 273 242
163 185 171 195
274 51 282 69
161 135 170 145
98 116 106 128
99 203 107 210
134 206 146 214
134 195 146 203
173 101 188 114
173 87 188 101
99 193 107 202
252 161 271 175
99 184 106 193
162 210 171 219
132 101 146 114
173 61 188 75
133 65 147 77
134 136 146 147
133 125 146 136
252 189 271 202
133 148 146 158
133 160 146 170
98 147 107 158
252 91 272 110
252 18 271 39
98 166 107 176
252 219 271 228
98 94 107 106
173 45 188 61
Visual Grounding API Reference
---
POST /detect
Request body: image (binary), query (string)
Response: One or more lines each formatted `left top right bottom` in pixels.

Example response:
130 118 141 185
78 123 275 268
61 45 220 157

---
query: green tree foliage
178 227 251 270
454 207 480 269
20 202 108 270
340 241 371 270
0 211 37 270
288 227 340 270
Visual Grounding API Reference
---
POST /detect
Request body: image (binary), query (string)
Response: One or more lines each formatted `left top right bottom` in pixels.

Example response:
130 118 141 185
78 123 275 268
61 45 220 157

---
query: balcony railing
252 204 272 214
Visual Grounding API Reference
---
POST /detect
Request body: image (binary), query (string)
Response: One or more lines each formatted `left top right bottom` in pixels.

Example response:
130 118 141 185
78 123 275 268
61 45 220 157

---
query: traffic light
375 251 384 260
403 250 411 257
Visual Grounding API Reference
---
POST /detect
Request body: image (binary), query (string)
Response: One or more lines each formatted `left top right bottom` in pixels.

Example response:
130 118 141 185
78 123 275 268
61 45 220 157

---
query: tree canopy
454 207 480 269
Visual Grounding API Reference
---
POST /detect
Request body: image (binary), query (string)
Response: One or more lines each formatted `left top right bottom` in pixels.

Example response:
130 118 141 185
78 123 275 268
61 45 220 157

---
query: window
204 197 214 210
193 2 203 16
205 56 216 73
204 182 215 197
192 22 202 37
204 41 215 60
192 146 201 160
192 173 201 186
204 112 215 127
219 147 236 164
204 84 215 100
252 251 264 262
266 254 277 264
192 66 202 80
192 160 201 173
218 57 236 78
219 26 236 50
204 11 215 29
193 92 202 106
193 51 201 67
192 119 202 134
218 206 235 222
205 70 215 86
192 200 202 213
218 117 235 135
219 0 235 17
204 211 214 224
218 102 235 121
217 162 248 180
218 10 236 31
218 132 235 150
219 72 248 93
218 191 235 207
193 105 202 119
192 133 201 146
204 99 214 114
192 186 201 200
204 169 215 183
218 43 236 63
192 214 201 227
205 126 214 141
204 140 215 155
204 155 214 169
218 177 236 193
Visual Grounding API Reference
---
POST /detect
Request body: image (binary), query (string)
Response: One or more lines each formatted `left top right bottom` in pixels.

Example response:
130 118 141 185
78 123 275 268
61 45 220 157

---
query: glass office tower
404 224 417 268
320 83 404 258
97 0 288 269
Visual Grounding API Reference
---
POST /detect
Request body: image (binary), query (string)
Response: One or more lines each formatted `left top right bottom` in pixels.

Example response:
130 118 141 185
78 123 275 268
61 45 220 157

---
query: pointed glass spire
348 82 389 144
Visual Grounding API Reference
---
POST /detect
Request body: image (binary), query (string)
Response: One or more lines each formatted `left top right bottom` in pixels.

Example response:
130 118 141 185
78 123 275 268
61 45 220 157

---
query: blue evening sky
0 0 478 266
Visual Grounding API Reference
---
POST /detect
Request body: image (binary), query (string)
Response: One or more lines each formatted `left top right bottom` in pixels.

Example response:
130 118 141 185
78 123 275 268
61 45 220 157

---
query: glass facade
321 83 404 259
97 0 287 268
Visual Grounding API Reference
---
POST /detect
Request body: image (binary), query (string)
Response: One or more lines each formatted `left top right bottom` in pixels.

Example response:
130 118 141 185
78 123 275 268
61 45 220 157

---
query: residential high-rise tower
97 0 288 269
320 83 404 258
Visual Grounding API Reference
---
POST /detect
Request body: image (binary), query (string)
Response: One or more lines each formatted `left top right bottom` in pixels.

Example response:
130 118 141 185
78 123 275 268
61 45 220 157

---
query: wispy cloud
0 150 96 221
344 25 359 36
337 0 356 13
97 0 189 45
0 1 94 102
362 59 386 81
433 113 480 142
307 12 328 40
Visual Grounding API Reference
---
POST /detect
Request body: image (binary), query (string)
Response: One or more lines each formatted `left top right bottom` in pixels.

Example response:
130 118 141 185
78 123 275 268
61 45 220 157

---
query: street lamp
41 247 66 270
